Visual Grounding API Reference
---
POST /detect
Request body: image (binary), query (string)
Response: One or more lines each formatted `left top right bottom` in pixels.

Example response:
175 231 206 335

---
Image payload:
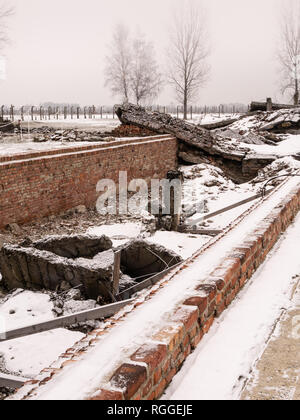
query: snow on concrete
243 134 300 157
86 222 143 247
0 290 84 378
17 176 299 400
163 212 300 401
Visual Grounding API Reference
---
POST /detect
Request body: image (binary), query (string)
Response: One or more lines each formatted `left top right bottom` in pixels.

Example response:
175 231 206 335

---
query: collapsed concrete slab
0 242 115 300
31 235 112 259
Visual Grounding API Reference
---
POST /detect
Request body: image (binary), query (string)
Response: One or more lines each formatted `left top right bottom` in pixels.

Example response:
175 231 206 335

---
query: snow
0 290 84 378
86 222 143 247
0 134 169 158
148 231 210 259
0 141 103 157
181 163 260 229
243 134 300 157
16 176 299 400
163 212 300 400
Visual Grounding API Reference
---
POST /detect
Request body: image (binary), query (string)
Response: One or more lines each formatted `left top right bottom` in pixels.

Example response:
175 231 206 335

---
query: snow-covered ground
0 110 299 393
243 134 300 157
0 291 84 378
163 212 300 401
10 176 298 400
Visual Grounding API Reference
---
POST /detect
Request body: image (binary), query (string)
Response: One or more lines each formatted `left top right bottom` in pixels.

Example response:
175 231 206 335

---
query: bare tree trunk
294 79 299 105
183 95 188 120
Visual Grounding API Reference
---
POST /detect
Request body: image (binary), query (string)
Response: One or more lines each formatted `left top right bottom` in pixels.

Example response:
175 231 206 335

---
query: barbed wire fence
0 103 249 123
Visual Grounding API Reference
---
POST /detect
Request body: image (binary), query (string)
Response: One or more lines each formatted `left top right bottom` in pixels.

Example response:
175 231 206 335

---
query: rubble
0 234 182 302
115 103 294 183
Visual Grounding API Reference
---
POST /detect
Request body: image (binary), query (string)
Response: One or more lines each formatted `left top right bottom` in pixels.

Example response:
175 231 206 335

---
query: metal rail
0 373 27 389
116 264 181 301
186 188 274 226
0 299 134 343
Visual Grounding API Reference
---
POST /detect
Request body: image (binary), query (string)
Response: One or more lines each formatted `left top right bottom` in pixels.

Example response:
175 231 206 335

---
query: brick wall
11 183 300 401
89 184 300 400
0 136 177 229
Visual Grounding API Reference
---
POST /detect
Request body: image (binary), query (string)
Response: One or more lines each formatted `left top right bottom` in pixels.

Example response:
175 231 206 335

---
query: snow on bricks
10 181 300 401
86 185 300 401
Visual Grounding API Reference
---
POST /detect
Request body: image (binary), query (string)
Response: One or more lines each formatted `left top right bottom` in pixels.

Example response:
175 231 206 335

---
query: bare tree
130 33 163 105
105 24 132 103
277 0 300 105
167 0 210 119
0 2 13 50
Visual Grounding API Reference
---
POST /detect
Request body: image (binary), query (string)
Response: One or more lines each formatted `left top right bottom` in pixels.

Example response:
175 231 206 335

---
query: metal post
113 250 121 296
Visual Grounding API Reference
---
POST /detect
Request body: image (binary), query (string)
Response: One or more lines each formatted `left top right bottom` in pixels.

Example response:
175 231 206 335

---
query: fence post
71 106 73 119
84 107 87 119
113 250 121 296
266 98 273 112
1 105 4 120
20 106 24 122
77 107 80 119
10 105 14 121
190 106 193 120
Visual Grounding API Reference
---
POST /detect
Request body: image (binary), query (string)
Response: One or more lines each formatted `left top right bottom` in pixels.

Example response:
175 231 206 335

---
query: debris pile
0 235 182 302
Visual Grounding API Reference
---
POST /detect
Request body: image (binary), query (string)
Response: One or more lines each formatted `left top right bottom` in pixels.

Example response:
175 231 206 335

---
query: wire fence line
0 104 249 122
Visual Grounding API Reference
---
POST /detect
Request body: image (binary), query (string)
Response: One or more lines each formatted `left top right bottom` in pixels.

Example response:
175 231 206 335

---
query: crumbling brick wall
0 136 177 229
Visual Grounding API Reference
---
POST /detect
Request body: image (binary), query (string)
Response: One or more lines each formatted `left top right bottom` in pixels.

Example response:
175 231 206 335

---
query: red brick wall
89 185 300 400
0 136 177 229
12 184 300 401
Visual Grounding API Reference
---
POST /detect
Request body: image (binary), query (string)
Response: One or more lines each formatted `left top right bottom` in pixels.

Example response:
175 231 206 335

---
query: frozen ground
0 291 84 378
0 112 299 396
163 212 300 401
9 176 298 400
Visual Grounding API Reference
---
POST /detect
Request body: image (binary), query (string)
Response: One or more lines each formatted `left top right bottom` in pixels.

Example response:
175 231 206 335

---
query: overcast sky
0 0 289 106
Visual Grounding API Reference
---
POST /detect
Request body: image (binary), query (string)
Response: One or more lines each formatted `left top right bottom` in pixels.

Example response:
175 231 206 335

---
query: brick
216 301 226 317
110 363 147 400
162 359 171 375
142 379 153 398
152 324 184 352
166 368 177 384
203 316 214 334
171 346 181 364
89 389 124 400
184 296 208 314
0 137 178 229
153 367 162 385
155 379 167 399
147 391 156 401
171 306 199 332
191 330 203 349
131 343 167 373
196 283 217 302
